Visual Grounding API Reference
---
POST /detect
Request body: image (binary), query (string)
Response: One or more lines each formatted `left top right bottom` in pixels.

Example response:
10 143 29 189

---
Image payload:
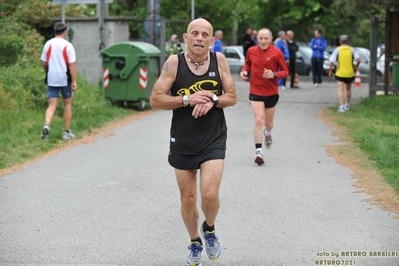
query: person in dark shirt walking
150 18 237 266
286 30 299 88
242 27 255 58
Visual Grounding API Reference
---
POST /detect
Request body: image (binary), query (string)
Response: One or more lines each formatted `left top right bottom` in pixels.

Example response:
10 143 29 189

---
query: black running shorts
335 75 355 84
168 147 226 170
249 94 279 108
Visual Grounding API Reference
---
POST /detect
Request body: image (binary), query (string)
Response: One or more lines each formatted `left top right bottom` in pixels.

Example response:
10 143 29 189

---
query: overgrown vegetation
0 75 134 170
1 0 394 48
0 2 135 171
328 96 399 194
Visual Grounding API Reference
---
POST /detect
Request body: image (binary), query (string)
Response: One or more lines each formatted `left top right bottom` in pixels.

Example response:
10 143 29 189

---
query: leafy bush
0 63 47 110
0 84 18 111
0 14 47 109
0 34 26 66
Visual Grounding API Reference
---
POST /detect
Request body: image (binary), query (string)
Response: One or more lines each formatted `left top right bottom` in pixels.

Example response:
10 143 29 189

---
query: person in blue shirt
275 31 290 90
251 29 258 45
310 29 327 86
212 30 223 53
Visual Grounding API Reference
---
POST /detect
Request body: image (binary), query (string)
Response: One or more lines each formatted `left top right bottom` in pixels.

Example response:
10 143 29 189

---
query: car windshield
358 52 369 62
224 48 240 59
224 46 244 59
300 47 312 58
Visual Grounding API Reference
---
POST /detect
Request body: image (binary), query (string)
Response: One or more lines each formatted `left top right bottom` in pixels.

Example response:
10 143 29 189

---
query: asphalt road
1 77 398 266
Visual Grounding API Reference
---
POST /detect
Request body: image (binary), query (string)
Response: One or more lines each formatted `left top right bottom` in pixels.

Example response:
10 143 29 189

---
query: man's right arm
328 48 338 76
40 43 49 73
42 61 47 73
150 55 182 110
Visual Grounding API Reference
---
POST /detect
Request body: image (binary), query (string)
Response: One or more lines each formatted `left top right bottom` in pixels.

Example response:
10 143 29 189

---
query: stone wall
64 17 130 84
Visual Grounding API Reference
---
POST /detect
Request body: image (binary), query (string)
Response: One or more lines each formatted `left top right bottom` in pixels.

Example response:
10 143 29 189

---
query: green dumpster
100 42 161 110
392 62 399 86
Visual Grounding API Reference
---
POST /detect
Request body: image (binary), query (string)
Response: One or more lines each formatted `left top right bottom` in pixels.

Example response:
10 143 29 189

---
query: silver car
223 46 245 74
355 47 384 77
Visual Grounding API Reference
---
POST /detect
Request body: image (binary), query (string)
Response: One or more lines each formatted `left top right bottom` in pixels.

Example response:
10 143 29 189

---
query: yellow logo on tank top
176 80 219 96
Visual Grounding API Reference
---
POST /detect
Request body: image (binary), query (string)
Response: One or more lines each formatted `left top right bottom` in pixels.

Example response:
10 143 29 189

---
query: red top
243 45 289 96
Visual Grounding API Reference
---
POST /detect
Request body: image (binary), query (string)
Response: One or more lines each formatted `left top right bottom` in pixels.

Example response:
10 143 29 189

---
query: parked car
223 45 332 77
354 47 384 77
295 46 331 76
223 46 245 74
326 45 337 54
354 48 372 77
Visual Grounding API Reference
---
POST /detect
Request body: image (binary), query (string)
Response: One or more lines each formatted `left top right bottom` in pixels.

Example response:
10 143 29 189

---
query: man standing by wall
286 30 299 88
40 22 77 140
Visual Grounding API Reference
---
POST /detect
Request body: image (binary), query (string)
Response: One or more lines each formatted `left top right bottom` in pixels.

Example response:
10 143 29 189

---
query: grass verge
319 95 399 211
0 83 136 172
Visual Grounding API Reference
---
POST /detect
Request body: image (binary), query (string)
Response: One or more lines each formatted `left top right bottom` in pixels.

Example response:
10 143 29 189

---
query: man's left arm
68 62 77 91
68 45 78 91
216 53 237 108
191 53 236 119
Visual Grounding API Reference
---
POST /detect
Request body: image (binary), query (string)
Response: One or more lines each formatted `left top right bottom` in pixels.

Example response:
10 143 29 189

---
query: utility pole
191 0 195 20
61 0 66 23
146 0 160 45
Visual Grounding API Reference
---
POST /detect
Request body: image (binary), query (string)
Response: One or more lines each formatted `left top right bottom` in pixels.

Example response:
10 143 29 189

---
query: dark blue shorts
168 147 226 170
249 94 279 108
47 85 72 99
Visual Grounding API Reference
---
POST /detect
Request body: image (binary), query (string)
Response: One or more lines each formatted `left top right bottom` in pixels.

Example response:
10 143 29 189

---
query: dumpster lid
104 42 161 54
100 41 161 58
119 41 161 55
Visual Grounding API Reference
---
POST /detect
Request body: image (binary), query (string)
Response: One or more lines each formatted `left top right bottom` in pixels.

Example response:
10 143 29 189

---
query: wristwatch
273 72 277 78
212 94 219 107
183 95 189 107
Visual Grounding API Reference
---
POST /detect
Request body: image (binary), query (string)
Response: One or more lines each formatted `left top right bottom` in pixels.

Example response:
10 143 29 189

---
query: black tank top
170 52 227 155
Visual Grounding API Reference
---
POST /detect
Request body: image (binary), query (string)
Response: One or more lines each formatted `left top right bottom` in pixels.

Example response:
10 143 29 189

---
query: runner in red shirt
240 28 288 165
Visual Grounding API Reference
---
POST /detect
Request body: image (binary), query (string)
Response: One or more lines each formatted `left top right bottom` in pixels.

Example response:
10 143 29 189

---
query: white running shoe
185 241 203 266
201 227 221 260
41 125 50 139
254 150 264 165
63 130 75 140
337 106 346 113
264 134 273 149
